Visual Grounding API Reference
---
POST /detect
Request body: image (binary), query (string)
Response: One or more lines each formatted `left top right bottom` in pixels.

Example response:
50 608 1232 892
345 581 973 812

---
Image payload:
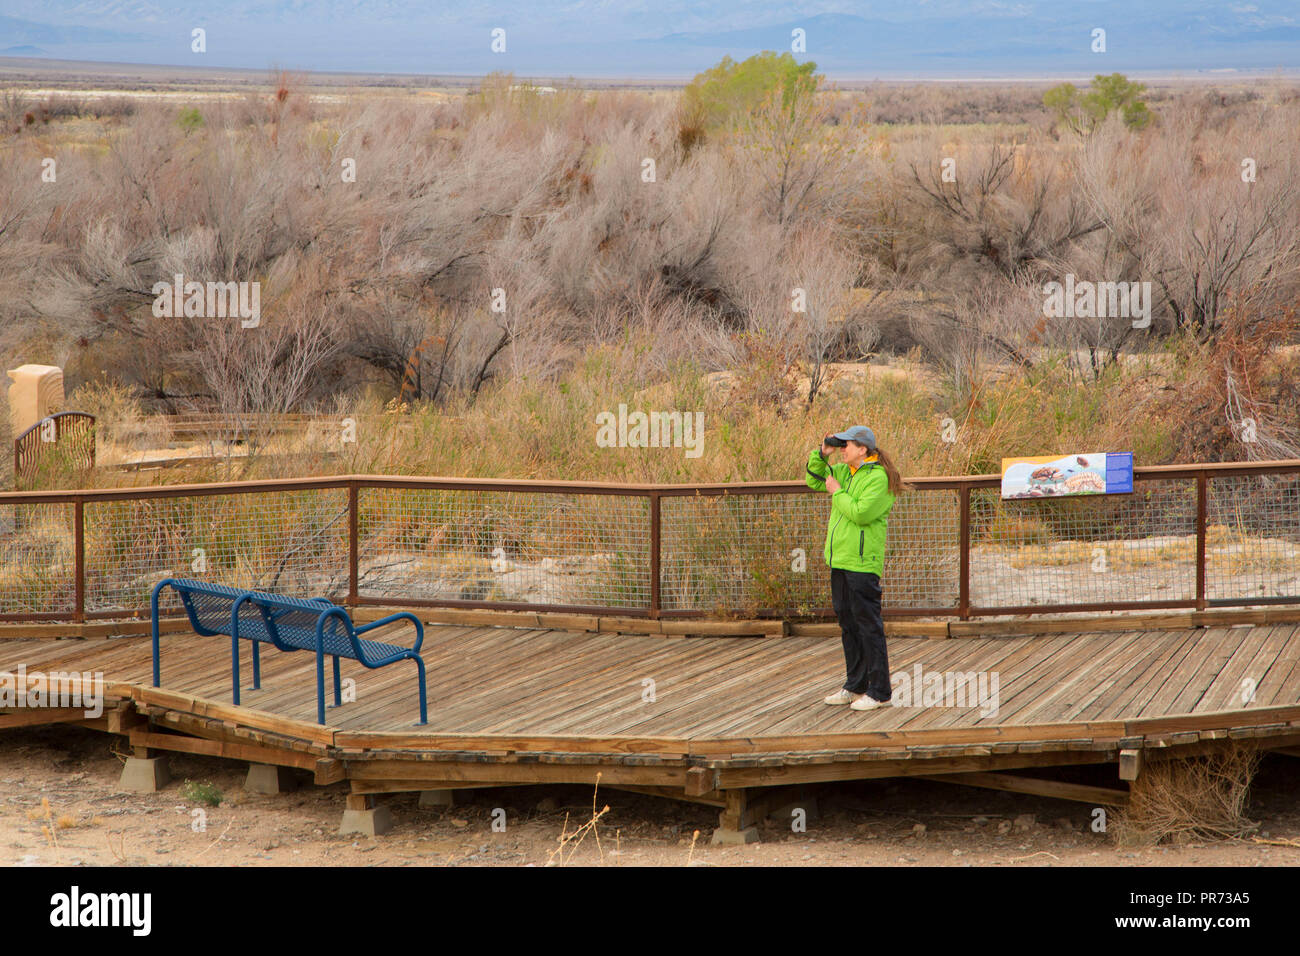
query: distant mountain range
1 2 1297 77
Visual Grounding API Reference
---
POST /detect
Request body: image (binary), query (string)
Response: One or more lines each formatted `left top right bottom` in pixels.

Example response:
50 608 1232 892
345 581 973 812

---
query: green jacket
805 449 895 576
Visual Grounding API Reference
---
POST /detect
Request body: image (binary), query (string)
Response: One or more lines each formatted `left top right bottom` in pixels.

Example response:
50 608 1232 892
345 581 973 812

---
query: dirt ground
3 725 1298 867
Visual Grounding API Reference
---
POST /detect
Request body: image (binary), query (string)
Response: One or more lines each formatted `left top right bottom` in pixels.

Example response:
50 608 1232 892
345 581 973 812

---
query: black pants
831 568 891 702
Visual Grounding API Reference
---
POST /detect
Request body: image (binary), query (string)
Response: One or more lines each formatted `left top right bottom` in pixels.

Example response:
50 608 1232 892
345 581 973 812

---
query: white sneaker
824 688 856 705
850 694 886 711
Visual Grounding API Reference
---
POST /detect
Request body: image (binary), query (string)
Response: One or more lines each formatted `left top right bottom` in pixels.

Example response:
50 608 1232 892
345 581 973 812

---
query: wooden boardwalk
4 618 1300 829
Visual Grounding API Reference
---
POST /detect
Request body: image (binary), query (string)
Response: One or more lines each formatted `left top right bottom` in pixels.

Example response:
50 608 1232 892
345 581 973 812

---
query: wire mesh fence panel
659 492 826 615
659 488 960 615
967 478 1199 609
357 488 651 609
1206 472 1300 602
84 489 350 614
0 503 76 614
883 488 961 610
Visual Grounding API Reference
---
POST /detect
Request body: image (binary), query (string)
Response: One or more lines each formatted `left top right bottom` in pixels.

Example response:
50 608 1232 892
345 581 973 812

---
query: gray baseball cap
831 425 877 450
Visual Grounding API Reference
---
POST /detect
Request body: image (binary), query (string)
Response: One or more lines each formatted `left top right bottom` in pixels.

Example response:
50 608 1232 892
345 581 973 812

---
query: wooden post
348 483 359 606
1195 473 1207 611
648 490 661 620
958 486 971 620
73 498 85 623
719 788 748 832
1119 748 1144 781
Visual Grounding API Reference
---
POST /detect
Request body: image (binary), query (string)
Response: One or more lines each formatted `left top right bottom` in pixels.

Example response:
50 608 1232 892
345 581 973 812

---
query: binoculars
823 434 848 448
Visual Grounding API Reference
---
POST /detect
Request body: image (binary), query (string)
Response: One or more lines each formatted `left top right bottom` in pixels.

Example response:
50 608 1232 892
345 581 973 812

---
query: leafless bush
4 74 1298 419
1078 104 1300 341
1112 746 1262 847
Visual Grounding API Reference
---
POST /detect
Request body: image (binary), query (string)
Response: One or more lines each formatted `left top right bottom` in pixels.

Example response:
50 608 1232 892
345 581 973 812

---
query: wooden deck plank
6 622 1300 762
684 639 863 737
1194 625 1293 712
328 626 557 727
1138 627 1244 716
417 630 696 732
1010 629 1159 725
232 626 548 727
624 638 846 738
1113 627 1233 719
738 632 1074 738
421 631 733 735
1073 630 1198 721
889 633 1079 732
972 632 1099 724
538 637 794 736
1263 626 1300 705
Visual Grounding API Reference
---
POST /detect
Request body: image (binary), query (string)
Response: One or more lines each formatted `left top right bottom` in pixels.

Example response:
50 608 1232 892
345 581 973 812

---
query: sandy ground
2 725 1299 867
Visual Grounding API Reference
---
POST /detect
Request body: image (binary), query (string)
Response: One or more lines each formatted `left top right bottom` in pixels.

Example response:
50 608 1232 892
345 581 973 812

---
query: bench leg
333 656 342 706
231 634 241 706
414 656 428 726
252 640 261 690
151 591 162 688
316 651 326 725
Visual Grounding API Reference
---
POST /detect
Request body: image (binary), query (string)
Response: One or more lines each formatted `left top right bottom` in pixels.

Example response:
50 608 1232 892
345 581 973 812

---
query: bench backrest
168 578 271 640
161 578 364 660
241 590 354 656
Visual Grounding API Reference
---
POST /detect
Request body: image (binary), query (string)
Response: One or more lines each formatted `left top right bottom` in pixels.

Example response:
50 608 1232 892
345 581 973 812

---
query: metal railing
0 459 1296 623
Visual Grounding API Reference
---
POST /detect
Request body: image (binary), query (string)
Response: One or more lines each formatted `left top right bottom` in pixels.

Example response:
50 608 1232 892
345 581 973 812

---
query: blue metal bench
151 578 427 725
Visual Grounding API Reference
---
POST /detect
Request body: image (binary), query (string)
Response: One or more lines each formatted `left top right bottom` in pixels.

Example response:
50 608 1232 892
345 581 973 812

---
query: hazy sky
2 1 1298 77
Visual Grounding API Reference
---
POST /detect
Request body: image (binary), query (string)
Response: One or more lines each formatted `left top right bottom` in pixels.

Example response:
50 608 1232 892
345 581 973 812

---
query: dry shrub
1111 745 1262 847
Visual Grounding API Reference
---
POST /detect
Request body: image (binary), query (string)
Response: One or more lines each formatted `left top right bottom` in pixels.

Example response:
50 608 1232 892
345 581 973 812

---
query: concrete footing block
339 807 392 836
710 826 760 846
245 764 298 794
119 756 169 793
418 789 457 808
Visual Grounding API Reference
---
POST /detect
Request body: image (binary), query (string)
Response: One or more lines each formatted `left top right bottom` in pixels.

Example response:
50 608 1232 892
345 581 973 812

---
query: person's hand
825 475 840 494
821 436 836 457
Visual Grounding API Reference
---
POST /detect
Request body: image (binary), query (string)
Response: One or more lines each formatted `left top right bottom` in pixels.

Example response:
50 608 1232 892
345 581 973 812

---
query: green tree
176 107 204 133
1044 73 1151 134
682 51 819 132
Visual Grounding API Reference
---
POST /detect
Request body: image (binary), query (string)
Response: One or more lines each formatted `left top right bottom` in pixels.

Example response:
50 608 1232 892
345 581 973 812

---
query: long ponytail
873 444 907 496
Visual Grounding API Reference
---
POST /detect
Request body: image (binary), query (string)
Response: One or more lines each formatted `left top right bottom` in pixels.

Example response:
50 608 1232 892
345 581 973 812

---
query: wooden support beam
345 792 374 811
685 766 718 797
715 749 1117 789
349 779 504 795
127 729 320 771
606 785 727 808
719 789 748 832
917 771 1130 806
344 758 683 788
314 758 346 785
730 785 812 829
1119 748 1144 781
0 708 88 730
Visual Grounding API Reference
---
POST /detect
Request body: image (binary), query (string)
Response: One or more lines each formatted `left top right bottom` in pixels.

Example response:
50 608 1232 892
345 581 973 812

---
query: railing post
74 498 85 623
348 482 359 607
649 490 661 619
1195 473 1207 611
958 485 971 620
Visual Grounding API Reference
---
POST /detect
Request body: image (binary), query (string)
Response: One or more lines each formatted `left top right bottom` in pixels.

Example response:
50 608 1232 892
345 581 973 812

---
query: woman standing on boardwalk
804 426 905 710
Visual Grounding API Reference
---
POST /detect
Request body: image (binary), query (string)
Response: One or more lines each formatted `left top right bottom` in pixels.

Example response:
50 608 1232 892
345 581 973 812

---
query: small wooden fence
12 412 95 490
